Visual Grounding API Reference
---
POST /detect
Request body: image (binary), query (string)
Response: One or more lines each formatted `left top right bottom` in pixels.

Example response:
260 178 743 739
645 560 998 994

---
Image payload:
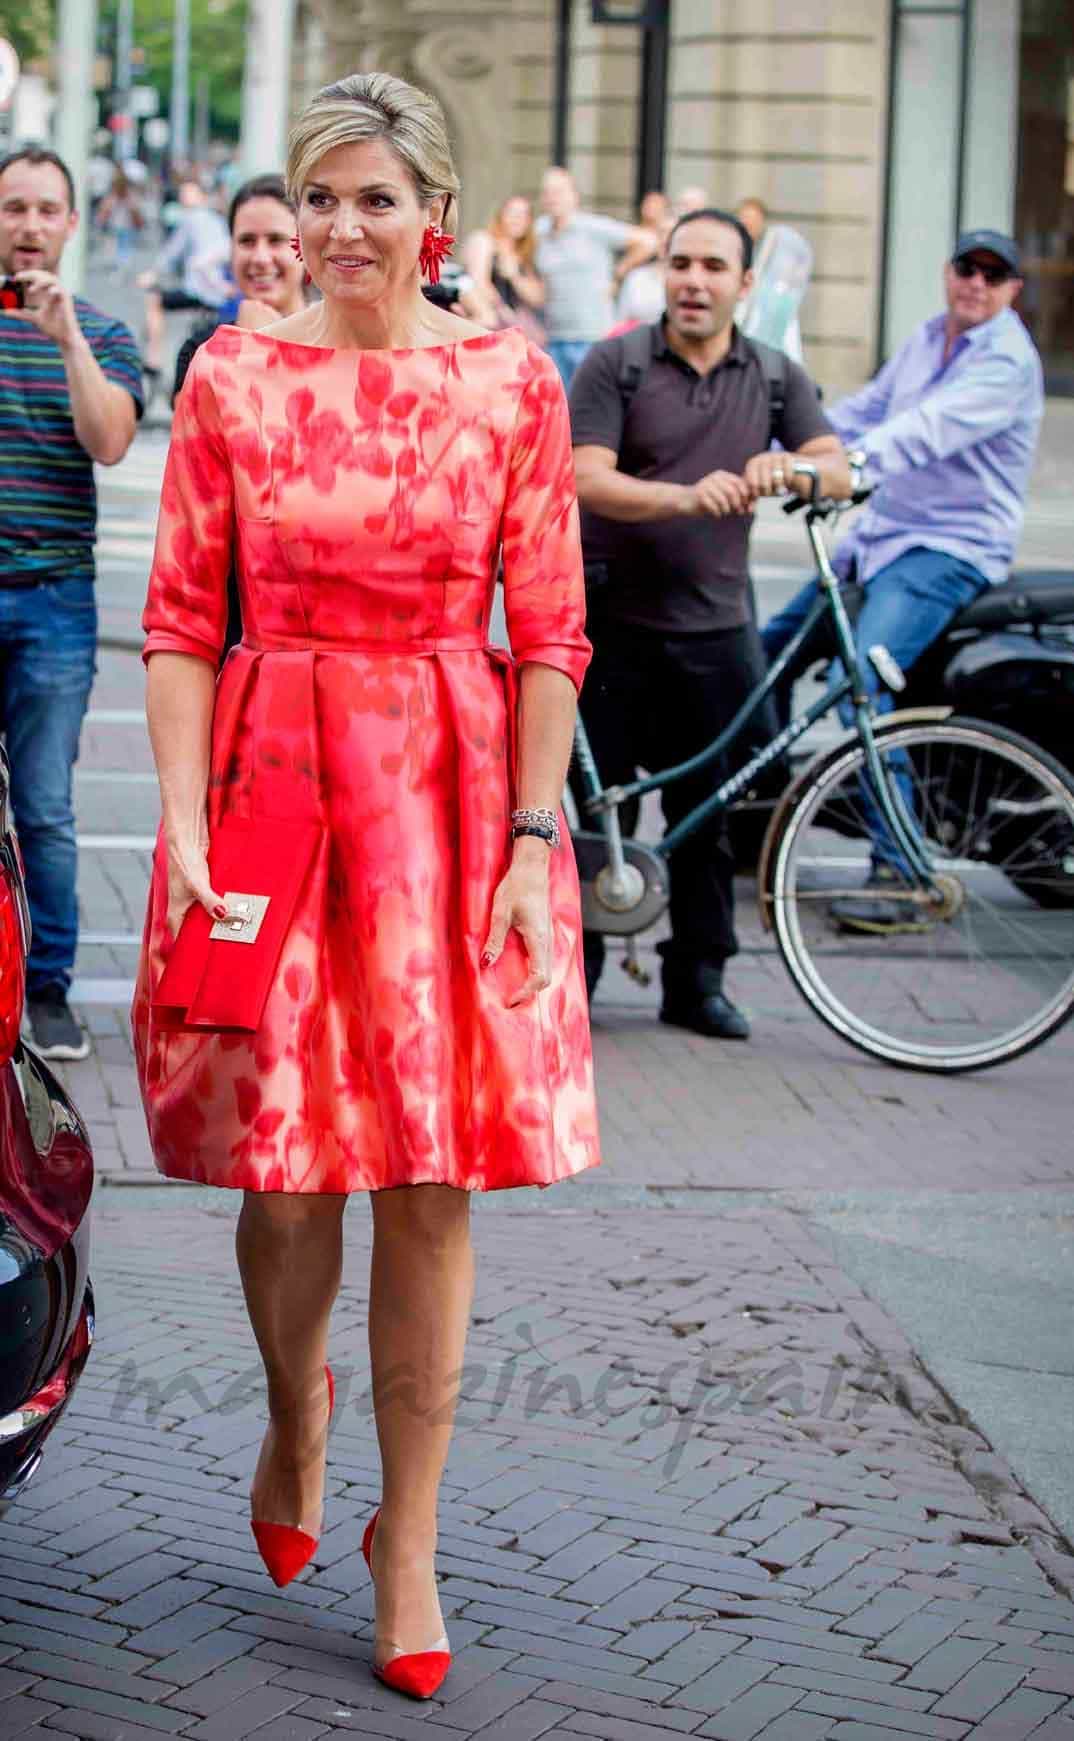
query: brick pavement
3 1194 1074 1738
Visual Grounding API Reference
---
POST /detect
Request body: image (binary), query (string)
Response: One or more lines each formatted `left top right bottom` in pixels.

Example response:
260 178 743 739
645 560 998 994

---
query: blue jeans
546 340 591 387
0 577 97 994
762 547 988 871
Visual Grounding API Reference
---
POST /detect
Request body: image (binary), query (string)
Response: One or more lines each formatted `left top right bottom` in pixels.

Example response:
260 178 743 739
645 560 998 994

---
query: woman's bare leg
367 1183 474 1659
236 1191 347 1536
142 290 165 372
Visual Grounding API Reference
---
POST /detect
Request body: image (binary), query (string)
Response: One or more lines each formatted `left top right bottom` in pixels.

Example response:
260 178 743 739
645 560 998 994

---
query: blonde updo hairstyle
286 71 460 236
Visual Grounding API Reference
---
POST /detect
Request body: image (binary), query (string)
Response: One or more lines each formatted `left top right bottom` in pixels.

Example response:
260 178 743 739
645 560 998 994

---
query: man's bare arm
574 445 752 521
743 435 850 502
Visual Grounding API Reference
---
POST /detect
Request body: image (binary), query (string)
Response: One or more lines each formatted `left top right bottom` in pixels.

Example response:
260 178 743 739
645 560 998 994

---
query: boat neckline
218 323 510 357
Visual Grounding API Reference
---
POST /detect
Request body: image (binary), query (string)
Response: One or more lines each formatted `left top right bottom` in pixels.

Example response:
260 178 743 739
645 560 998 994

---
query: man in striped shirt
0 146 143 1059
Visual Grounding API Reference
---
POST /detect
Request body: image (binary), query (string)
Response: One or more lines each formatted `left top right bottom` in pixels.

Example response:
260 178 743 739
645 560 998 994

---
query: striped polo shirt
0 300 144 584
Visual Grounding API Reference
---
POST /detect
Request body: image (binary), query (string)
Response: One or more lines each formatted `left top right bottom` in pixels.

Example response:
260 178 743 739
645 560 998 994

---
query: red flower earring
289 234 312 287
419 223 455 285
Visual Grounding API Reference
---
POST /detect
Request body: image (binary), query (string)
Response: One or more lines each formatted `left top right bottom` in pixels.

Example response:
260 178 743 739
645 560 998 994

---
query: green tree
99 0 247 143
0 0 55 66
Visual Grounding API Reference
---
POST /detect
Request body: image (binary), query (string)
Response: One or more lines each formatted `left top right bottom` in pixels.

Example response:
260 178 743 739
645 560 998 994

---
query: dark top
492 266 520 310
568 321 832 632
171 299 241 405
0 300 143 584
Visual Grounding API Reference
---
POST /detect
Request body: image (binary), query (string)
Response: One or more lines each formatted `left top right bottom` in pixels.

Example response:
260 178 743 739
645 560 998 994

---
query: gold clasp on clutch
209 892 270 944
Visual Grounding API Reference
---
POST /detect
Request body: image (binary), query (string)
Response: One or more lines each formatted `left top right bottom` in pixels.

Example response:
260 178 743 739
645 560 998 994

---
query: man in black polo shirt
569 206 847 1039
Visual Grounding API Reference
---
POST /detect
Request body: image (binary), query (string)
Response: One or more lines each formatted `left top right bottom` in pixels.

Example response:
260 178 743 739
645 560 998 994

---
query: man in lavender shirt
762 229 1044 931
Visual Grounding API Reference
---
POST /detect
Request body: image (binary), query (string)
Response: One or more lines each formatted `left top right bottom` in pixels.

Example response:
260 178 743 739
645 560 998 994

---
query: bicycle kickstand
619 937 651 987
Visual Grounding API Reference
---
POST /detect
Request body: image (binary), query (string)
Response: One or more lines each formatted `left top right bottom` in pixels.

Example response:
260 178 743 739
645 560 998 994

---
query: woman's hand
164 822 229 940
481 838 553 1007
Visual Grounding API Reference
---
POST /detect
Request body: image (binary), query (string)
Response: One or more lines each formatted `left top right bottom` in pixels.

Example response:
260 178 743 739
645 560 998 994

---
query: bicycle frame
573 490 937 885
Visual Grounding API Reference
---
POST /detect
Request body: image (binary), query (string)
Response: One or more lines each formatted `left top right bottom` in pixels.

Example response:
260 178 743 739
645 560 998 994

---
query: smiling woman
170 173 310 654
133 68 600 1706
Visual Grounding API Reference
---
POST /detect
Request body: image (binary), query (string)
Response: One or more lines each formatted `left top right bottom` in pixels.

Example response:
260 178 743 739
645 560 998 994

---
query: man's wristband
847 447 869 495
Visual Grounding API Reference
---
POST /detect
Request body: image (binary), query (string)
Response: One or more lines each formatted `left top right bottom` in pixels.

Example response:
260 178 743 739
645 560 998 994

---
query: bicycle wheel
769 717 1074 1071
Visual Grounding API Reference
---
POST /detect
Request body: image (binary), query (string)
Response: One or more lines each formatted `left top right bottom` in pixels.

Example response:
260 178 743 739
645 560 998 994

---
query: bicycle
569 466 1074 1073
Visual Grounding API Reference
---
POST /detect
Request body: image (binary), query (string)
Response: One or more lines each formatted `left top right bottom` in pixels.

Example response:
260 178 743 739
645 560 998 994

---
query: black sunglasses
952 256 1015 287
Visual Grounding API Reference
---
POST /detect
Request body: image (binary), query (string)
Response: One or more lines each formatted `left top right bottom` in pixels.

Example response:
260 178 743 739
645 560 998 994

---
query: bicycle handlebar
781 484 874 518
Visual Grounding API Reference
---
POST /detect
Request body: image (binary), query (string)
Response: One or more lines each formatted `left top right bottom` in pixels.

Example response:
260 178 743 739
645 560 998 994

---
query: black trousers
573 616 773 991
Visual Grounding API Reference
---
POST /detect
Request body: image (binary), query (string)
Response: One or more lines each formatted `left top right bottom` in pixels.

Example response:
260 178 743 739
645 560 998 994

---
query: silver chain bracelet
510 806 561 849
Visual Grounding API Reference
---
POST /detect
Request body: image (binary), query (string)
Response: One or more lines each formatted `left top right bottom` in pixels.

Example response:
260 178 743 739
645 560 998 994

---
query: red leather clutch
152 817 322 1034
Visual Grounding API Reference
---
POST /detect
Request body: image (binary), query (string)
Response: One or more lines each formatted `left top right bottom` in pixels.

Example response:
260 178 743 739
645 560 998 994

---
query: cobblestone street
3 276 1073 1736
4 1189 1074 1740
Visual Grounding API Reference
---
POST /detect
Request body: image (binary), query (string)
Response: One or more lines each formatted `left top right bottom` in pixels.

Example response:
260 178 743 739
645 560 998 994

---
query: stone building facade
295 1 1069 397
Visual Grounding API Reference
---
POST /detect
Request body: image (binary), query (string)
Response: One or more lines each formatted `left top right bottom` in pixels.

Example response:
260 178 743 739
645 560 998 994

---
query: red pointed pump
250 1364 334 1588
361 1507 452 1699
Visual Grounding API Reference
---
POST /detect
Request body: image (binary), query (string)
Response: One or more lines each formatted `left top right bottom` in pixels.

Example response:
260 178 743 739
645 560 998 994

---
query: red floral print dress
131 325 602 1193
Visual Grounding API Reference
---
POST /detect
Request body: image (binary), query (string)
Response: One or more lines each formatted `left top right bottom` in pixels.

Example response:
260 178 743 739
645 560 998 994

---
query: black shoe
659 991 751 1040
25 985 90 1061
583 932 605 1004
829 864 938 936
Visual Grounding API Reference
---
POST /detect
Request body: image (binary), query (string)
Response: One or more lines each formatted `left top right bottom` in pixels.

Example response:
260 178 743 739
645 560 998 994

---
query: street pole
171 0 191 167
114 0 135 161
55 0 97 294
239 0 296 178
194 73 210 163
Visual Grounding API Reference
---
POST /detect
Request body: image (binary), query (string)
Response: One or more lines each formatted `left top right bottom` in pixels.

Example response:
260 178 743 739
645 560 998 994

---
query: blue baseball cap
952 229 1021 275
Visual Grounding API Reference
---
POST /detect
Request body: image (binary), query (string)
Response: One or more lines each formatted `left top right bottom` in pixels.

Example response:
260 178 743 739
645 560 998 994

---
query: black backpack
614 320 788 439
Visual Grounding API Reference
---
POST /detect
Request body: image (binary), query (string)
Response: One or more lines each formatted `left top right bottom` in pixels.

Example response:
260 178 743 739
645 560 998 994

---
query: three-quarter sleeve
142 344 233 667
501 346 592 693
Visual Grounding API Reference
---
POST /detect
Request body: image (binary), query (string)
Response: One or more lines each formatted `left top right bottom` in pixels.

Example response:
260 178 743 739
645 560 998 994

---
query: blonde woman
132 72 601 1702
462 193 545 340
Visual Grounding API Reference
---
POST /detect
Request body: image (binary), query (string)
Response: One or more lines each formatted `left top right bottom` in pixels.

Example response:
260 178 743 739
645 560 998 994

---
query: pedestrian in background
673 184 709 218
171 172 312 659
460 194 545 343
613 187 670 289
0 146 142 1059
762 228 1043 934
137 176 230 392
95 165 145 272
536 166 655 384
613 208 675 328
735 196 808 363
172 172 310 403
569 207 846 1038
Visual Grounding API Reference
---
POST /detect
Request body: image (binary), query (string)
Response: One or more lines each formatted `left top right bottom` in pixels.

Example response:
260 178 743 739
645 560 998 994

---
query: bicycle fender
755 705 955 930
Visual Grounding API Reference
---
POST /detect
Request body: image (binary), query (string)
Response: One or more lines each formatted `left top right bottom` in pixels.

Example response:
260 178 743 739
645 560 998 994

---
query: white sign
143 117 170 149
131 84 159 119
0 38 20 110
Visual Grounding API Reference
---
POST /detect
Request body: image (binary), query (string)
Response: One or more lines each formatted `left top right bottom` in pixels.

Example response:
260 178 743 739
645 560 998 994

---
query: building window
1017 0 1074 392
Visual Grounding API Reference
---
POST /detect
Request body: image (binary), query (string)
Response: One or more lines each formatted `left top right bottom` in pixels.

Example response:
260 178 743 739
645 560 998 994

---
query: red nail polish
481 951 493 966
213 904 227 919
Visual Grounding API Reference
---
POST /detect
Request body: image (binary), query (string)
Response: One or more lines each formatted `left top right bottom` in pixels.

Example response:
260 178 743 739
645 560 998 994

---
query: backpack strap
615 321 662 420
615 322 791 443
744 336 789 442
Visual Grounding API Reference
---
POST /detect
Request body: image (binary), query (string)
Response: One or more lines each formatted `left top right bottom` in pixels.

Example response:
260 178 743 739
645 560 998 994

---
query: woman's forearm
513 271 545 311
513 661 578 820
146 653 216 844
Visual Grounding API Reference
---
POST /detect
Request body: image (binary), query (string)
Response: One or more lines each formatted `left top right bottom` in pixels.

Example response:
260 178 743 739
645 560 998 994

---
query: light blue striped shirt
828 307 1044 586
